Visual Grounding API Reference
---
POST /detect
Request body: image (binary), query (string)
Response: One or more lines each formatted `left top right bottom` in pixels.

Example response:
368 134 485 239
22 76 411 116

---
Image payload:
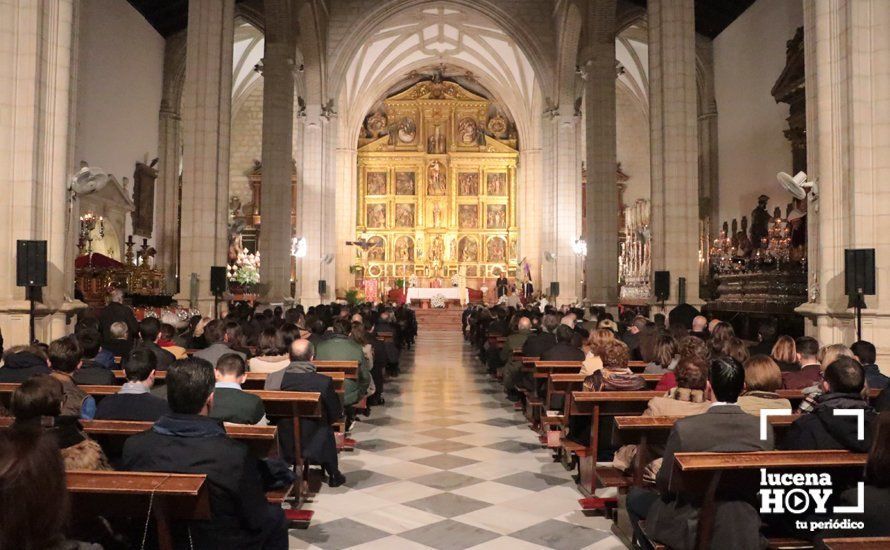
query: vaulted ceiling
127 0 758 40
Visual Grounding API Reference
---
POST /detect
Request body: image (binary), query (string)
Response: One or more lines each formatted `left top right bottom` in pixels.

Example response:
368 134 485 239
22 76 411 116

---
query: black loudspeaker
549 281 559 297
16 240 47 287
318 280 327 295
654 271 670 301
845 249 875 296
210 266 227 295
678 277 687 305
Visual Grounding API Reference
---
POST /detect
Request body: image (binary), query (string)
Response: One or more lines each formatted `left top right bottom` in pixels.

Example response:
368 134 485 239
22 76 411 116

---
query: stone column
0 0 79 346
178 0 234 313
295 107 331 306
648 0 700 305
259 0 296 304
798 0 890 357
584 0 618 305
552 114 582 305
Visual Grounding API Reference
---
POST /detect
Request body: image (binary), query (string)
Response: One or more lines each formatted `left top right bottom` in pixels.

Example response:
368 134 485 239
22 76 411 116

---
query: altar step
413 307 463 332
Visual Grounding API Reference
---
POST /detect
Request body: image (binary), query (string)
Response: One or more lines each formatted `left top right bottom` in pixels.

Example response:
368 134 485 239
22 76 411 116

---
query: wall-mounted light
572 238 587 257
291 236 307 258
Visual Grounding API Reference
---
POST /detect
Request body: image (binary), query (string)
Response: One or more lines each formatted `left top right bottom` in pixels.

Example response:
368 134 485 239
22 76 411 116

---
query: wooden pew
628 361 647 373
111 369 351 389
666 451 867 550
612 415 799 487
823 538 890 550
67 470 209 550
0 417 278 458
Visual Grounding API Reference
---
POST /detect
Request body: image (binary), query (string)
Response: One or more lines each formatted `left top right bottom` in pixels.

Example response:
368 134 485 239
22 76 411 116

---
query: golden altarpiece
356 80 519 287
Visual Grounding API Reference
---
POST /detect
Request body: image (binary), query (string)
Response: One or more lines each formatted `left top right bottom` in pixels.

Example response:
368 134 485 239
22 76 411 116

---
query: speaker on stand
549 281 560 298
16 240 47 343
210 266 227 319
845 249 875 341
654 271 670 306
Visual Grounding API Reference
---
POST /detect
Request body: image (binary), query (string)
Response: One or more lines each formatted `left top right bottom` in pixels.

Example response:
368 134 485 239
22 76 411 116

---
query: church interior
1 0 889 548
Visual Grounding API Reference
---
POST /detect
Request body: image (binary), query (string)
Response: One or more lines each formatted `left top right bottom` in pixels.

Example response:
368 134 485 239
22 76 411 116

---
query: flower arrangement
450 273 461 287
228 250 261 289
408 273 419 287
431 293 447 308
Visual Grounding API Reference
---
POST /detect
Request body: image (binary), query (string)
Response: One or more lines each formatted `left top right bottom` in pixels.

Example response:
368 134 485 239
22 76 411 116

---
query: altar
406 287 467 306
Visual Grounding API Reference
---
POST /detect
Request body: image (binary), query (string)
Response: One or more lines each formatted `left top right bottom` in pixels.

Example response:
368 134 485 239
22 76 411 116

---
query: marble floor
288 331 625 550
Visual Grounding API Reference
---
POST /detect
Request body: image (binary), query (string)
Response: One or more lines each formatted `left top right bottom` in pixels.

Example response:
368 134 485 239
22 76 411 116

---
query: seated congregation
0 301 415 549
465 303 890 549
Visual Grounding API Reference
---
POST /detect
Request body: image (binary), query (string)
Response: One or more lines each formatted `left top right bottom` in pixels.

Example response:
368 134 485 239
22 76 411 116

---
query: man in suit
137 317 176 371
121 358 287 548
193 319 246 368
627 356 774 550
95 347 170 422
315 319 370 408
496 273 509 298
540 325 585 362
276 339 345 487
521 313 559 359
782 336 821 390
501 316 533 401
210 353 265 425
98 288 139 344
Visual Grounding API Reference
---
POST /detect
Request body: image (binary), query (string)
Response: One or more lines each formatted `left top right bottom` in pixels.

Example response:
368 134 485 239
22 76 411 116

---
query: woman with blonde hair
738 355 792 416
770 335 798 372
819 344 854 372
644 335 678 375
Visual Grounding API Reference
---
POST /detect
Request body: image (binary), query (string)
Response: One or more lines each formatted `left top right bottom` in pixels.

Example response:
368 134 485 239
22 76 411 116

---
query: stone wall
616 84 650 206
229 82 264 205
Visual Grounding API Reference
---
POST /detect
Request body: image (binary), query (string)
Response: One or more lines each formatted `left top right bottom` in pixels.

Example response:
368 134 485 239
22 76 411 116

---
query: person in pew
137 317 176 371
0 428 104 550
275 339 346 487
851 339 890 391
121 358 288 549
644 335 679 375
94 348 171 422
501 316 533 401
782 336 822 390
627 356 775 550
192 319 246 368
94 321 132 368
748 319 778 357
224 321 253 357
877 386 890 412
315 318 371 409
11 375 111 470
690 315 709 340
0 345 51 383
366 320 389 406
349 322 377 402
810 411 890 540
72 329 115 386
249 328 290 374
654 335 709 392
541 324 585 362
736 355 792 416
583 339 645 391
98 288 139 344
210 354 266 425
48 336 96 420
796 344 856 413
769 335 798 373
644 356 711 416
782 356 876 452
157 323 188 359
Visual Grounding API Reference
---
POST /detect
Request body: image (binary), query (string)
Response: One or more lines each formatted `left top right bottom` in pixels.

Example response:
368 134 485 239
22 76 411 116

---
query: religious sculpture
487 237 506 262
367 172 387 195
487 114 508 138
459 205 477 228
367 204 386 228
395 236 413 262
366 112 387 137
460 237 478 262
429 235 444 262
458 117 478 145
487 173 506 195
367 236 385 261
397 117 417 143
133 159 158 237
427 126 446 154
395 172 415 195
431 202 442 227
395 204 414 227
448 237 457 261
750 194 771 248
487 205 506 228
735 216 752 257
458 173 478 195
427 160 446 195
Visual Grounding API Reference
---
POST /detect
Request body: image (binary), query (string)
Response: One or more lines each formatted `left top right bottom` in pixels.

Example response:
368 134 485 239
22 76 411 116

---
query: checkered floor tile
288 331 622 549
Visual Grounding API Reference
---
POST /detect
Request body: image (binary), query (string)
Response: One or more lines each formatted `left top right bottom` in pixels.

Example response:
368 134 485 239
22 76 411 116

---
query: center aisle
290 331 624 549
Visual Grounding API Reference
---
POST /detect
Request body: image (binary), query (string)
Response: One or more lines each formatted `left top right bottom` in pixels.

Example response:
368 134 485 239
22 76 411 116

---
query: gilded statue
397 117 416 143
427 160 446 195
395 237 413 262
429 236 444 262
458 173 478 195
427 126 446 154
460 238 478 262
432 202 442 227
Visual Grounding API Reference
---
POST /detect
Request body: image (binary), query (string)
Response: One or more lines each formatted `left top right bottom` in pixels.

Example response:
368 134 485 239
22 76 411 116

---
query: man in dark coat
276 339 345 487
0 346 51 382
72 328 115 386
496 273 509 298
851 340 890 391
540 325 585 362
210 353 265 425
138 317 176 371
521 314 559 359
95 347 170 422
782 356 876 452
121 358 287 549
627 357 774 550
98 288 139 343
782 336 822 390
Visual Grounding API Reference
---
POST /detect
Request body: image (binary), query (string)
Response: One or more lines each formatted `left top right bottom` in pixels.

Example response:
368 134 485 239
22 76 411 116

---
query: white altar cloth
406 287 467 305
